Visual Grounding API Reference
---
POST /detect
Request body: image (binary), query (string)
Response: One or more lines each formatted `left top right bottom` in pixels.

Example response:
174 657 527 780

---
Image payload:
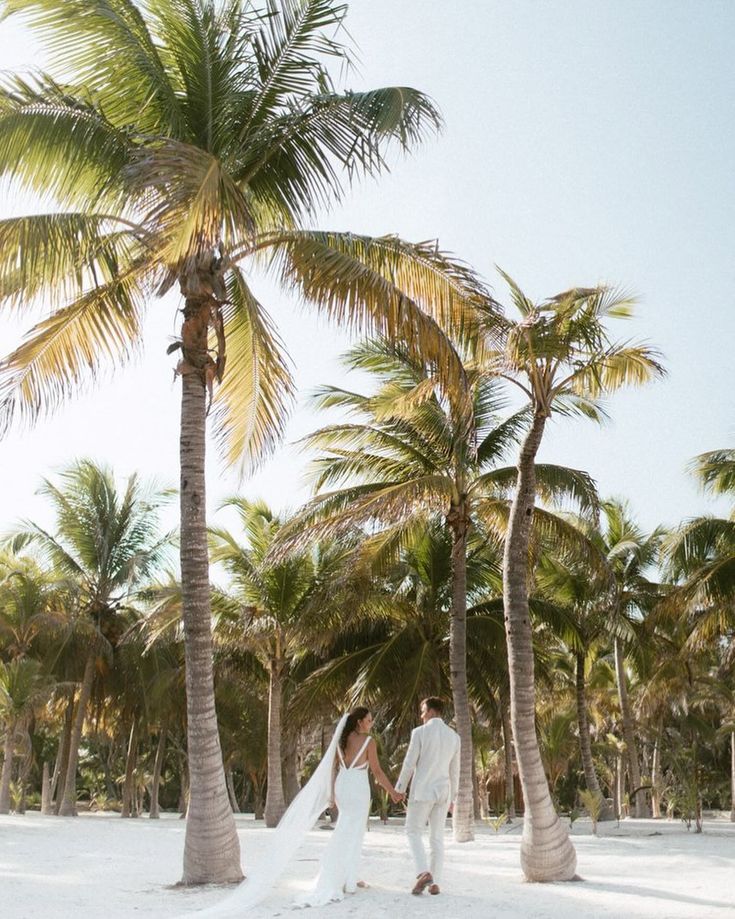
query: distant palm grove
0 0 732 891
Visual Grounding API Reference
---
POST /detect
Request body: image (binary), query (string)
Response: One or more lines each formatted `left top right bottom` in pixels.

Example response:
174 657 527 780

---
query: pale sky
1 0 733 543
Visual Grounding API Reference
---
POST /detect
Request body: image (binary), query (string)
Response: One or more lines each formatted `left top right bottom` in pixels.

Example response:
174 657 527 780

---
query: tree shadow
582 879 732 911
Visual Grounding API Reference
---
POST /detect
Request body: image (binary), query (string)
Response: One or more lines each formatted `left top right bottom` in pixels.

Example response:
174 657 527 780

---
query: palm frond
3 0 182 133
0 271 146 434
210 268 295 474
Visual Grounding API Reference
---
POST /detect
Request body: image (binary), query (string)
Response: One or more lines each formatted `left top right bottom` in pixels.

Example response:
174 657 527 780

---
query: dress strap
347 735 372 769
336 745 346 768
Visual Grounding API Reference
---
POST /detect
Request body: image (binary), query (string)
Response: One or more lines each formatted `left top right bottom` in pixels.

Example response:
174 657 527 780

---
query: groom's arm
395 728 421 794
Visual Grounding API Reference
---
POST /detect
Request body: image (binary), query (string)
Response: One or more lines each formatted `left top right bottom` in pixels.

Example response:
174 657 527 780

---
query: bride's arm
366 739 399 799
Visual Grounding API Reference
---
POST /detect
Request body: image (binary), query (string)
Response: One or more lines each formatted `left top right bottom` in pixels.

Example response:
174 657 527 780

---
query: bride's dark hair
339 706 370 753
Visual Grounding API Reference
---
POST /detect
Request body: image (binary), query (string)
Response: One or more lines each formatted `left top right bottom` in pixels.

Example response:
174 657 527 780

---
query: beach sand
3 811 734 918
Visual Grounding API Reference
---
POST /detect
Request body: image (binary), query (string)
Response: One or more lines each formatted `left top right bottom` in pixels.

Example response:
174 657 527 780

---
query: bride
193 706 402 916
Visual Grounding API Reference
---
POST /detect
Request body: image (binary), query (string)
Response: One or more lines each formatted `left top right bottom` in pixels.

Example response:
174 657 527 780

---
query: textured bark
121 719 139 818
225 767 241 814
574 653 612 820
503 412 577 881
41 761 53 815
500 694 516 819
447 499 475 842
730 732 735 823
613 638 649 817
58 651 96 817
149 721 168 819
264 658 287 827
611 756 620 819
179 293 241 883
651 726 662 819
53 691 75 813
0 718 17 813
282 730 300 806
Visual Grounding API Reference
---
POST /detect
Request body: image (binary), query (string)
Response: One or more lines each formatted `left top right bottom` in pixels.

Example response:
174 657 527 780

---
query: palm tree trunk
613 637 649 817
150 719 168 819
53 690 75 813
178 292 242 883
612 756 620 819
0 718 17 814
447 498 475 842
651 725 662 819
41 761 53 815
58 651 96 817
500 694 516 819
502 412 577 881
121 719 139 818
282 730 300 806
730 731 735 823
226 768 241 814
264 658 287 827
575 652 612 820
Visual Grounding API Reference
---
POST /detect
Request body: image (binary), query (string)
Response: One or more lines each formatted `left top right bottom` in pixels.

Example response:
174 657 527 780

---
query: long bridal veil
192 713 349 917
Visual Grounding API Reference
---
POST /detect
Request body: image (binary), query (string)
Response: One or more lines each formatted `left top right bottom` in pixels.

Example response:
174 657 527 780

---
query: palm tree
209 498 358 827
278 339 597 840
594 500 663 818
0 657 54 813
0 0 492 882
490 273 665 880
9 460 168 816
535 549 614 819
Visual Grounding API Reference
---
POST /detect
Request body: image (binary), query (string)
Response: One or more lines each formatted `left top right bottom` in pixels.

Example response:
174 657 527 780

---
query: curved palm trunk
447 499 475 842
58 650 96 817
574 653 611 820
264 658 287 827
226 767 241 814
502 413 577 881
149 719 168 819
500 693 516 819
0 717 17 814
179 293 242 883
613 638 649 817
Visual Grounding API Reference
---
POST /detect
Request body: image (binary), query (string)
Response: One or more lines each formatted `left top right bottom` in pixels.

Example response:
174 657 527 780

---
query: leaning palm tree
489 273 665 881
8 460 168 817
0 0 492 882
278 339 597 841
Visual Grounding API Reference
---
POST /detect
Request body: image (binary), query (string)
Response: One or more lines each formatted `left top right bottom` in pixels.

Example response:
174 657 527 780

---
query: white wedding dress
295 734 372 907
190 715 371 917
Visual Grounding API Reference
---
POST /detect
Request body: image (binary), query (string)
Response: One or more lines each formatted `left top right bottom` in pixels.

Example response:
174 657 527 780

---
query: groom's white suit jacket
395 717 461 803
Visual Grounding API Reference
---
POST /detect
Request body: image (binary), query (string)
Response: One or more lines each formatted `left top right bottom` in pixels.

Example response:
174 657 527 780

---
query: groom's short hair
422 696 444 715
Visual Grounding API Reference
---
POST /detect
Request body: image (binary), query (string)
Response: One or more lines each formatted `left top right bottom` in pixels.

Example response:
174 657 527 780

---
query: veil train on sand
187 713 350 917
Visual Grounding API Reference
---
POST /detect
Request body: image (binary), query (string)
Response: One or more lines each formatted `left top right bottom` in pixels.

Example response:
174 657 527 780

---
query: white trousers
405 798 449 884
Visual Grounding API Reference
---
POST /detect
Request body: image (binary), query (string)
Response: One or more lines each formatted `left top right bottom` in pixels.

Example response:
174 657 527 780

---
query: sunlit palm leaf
210 269 295 473
0 272 146 433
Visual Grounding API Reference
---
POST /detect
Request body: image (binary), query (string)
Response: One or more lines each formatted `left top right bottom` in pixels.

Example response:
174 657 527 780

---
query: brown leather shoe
411 872 433 895
428 884 440 895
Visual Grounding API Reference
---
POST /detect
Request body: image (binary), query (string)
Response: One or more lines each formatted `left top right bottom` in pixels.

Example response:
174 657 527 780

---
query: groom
394 697 460 897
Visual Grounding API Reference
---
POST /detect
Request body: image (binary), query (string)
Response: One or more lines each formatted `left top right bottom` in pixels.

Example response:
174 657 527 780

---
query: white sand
3 812 735 918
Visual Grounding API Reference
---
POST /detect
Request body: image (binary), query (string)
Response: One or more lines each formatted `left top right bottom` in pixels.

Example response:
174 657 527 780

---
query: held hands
389 789 405 804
